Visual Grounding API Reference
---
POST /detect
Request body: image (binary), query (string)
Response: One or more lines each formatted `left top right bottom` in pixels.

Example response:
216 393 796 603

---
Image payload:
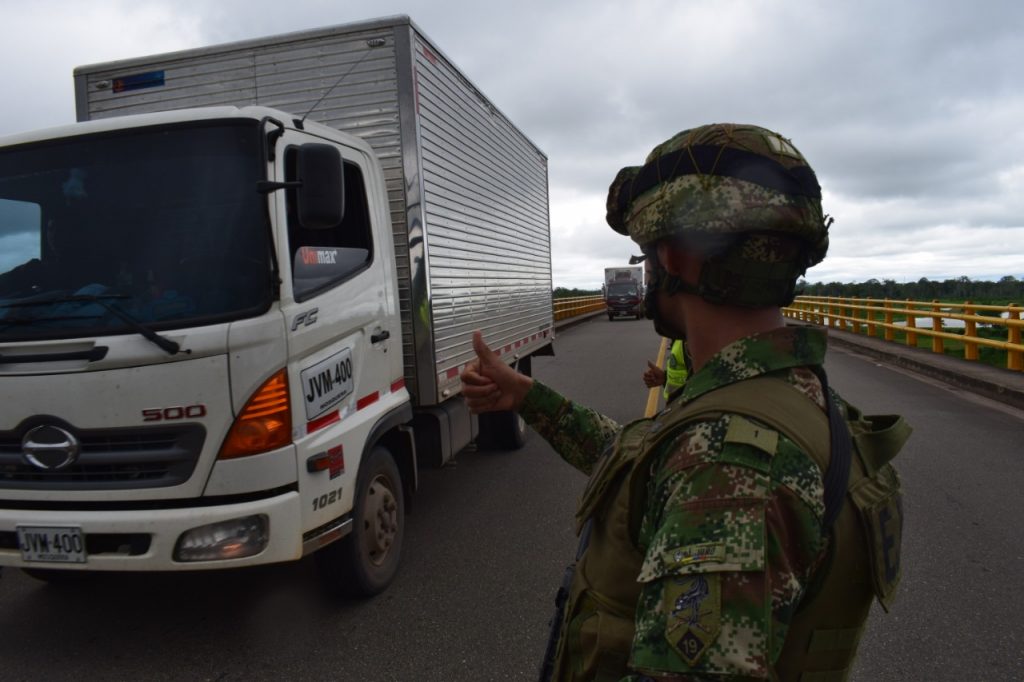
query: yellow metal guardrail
552 295 605 321
783 296 1024 371
645 337 670 417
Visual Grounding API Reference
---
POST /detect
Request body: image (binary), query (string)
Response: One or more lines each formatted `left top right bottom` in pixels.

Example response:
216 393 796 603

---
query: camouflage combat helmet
606 123 831 306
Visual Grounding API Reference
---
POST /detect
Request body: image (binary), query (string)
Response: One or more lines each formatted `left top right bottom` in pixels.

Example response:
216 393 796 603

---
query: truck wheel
315 446 404 598
478 410 528 450
608 313 614 321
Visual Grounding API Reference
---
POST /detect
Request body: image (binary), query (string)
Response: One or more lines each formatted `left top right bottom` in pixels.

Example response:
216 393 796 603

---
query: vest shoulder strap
648 376 832 470
629 376 834 542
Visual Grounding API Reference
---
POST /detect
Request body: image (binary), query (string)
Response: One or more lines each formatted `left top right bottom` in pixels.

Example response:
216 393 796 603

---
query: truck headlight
174 514 269 562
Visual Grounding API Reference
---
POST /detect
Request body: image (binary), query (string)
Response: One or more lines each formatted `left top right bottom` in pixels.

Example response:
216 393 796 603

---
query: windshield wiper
0 294 186 356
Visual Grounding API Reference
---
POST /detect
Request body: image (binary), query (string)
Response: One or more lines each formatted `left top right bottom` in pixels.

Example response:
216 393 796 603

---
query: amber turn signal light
218 368 292 459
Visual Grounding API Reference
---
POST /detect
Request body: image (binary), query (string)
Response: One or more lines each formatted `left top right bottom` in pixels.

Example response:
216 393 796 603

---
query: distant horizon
554 273 1024 291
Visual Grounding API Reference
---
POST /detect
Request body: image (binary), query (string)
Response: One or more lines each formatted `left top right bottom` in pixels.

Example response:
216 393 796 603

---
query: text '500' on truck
0 16 553 596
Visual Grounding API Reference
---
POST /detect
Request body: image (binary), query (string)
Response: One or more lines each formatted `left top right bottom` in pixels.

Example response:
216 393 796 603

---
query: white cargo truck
0 16 553 596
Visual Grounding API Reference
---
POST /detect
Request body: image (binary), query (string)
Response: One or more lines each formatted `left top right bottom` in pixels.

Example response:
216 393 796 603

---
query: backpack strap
814 370 853 529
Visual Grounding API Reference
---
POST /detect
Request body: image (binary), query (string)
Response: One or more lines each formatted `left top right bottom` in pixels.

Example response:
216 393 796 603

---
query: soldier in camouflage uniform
462 123 908 681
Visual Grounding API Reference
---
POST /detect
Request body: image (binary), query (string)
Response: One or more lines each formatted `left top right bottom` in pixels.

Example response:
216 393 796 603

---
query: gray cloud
1 0 1022 287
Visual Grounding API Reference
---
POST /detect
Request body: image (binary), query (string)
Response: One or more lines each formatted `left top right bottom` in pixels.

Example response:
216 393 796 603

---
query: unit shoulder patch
665 573 721 665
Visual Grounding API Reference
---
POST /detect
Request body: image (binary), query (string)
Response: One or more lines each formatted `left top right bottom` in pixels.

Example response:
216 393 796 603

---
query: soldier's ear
657 241 684 276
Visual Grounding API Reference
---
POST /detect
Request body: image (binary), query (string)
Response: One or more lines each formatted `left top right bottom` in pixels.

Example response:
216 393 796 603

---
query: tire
315 446 404 598
608 312 615 321
478 409 528 451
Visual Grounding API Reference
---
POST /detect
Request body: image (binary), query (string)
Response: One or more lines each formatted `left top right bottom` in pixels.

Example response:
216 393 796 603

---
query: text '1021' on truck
0 16 554 596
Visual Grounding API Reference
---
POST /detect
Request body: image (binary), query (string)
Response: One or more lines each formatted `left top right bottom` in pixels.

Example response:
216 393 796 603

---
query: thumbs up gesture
460 331 533 413
642 360 666 388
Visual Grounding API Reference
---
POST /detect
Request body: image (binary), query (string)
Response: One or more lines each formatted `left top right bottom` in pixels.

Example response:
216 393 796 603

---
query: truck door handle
371 330 391 343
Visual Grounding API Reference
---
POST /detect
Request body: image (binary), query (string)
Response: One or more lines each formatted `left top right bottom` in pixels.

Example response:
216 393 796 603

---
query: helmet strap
643 258 696 340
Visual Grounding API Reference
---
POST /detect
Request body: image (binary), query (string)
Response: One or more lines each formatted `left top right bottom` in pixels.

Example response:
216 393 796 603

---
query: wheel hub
363 474 399 566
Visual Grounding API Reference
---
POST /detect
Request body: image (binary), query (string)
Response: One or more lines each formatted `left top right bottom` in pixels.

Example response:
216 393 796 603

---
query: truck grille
0 424 205 490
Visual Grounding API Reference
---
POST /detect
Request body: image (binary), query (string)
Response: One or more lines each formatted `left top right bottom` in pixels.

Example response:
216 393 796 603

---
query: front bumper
607 302 641 315
0 489 303 571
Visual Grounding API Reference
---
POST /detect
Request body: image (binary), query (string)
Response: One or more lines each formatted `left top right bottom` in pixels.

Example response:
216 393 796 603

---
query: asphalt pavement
1 315 1021 680
816 323 1024 411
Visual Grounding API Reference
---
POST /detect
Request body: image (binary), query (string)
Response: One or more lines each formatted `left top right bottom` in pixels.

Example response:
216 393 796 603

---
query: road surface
1 318 1021 680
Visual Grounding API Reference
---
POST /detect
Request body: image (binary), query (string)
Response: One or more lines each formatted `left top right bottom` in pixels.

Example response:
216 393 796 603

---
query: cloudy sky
1 0 1022 289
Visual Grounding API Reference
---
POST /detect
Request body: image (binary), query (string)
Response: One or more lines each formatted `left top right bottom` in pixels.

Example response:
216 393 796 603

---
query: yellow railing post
963 300 979 361
1009 304 1023 371
884 298 894 341
644 338 670 418
867 299 876 337
931 299 944 354
905 299 917 347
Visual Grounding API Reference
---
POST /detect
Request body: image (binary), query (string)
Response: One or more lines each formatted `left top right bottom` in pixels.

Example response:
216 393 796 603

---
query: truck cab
605 280 642 320
0 108 413 595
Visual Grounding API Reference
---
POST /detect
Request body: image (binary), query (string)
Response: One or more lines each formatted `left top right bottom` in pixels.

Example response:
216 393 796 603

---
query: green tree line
797 276 1024 303
554 277 1024 303
553 287 601 298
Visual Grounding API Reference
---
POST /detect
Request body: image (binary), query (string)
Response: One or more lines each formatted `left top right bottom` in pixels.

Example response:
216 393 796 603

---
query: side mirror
297 144 345 230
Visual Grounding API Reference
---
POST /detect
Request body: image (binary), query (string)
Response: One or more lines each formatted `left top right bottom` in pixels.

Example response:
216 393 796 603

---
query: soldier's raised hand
643 360 666 389
461 331 533 413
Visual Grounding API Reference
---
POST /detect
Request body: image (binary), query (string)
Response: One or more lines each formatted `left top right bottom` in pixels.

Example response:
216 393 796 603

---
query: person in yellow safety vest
643 338 690 400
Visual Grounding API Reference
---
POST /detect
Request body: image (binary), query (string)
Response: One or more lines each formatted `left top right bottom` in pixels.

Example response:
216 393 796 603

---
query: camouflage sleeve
518 380 621 475
626 414 827 680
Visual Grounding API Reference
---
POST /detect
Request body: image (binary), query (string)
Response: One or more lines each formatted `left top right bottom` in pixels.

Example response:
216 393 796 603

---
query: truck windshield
0 120 271 342
607 282 638 296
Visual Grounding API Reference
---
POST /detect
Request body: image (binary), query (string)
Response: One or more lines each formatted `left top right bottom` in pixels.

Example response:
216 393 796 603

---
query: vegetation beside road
798 276 1023 303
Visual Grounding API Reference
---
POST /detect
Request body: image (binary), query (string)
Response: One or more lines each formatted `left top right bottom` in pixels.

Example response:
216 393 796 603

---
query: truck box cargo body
604 266 643 290
0 16 552 594
73 15 554 405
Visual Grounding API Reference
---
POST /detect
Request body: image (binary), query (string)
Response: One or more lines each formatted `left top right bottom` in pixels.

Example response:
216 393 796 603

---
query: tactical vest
662 340 689 401
548 376 908 682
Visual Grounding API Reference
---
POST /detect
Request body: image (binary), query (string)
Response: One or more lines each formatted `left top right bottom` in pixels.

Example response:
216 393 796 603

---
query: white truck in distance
0 16 553 596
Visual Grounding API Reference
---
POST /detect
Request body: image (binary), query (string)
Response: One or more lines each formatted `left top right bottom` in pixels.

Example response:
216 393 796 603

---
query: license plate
17 526 87 563
301 347 355 420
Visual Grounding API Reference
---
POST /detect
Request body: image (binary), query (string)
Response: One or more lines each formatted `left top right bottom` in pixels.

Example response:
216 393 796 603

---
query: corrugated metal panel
412 36 553 400
80 55 259 118
73 17 554 406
